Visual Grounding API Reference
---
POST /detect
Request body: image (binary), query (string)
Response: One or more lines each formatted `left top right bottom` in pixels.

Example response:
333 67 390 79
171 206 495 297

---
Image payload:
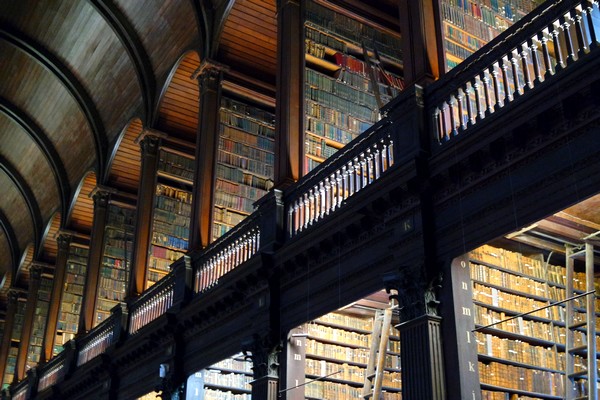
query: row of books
338 68 403 99
156 184 192 204
216 164 274 191
104 243 132 260
107 205 135 226
100 266 127 282
472 282 552 319
153 208 190 228
67 254 88 266
150 245 184 263
210 356 253 373
306 134 339 160
304 1 401 61
202 370 252 390
475 331 564 370
155 195 192 216
305 358 401 386
474 304 560 342
306 69 379 110
152 232 188 251
444 21 486 52
219 137 274 164
305 380 402 400
202 389 250 400
98 286 125 302
221 97 275 125
440 2 504 42
214 207 246 227
158 149 194 181
305 84 378 122
316 312 373 331
220 125 273 152
152 219 189 241
217 149 273 178
220 110 275 139
214 190 258 215
478 361 564 396
307 323 370 347
306 100 370 135
215 178 267 202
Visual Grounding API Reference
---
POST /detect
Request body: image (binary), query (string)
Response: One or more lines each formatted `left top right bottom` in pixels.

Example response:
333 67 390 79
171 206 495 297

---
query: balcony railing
37 351 66 392
128 271 176 334
430 0 599 144
286 120 395 237
194 214 260 293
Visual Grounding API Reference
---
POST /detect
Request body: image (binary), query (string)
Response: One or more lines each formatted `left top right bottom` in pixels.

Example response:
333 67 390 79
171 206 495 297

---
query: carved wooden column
399 0 443 85
243 334 281 400
189 60 226 250
41 233 71 362
129 134 160 297
0 290 20 386
395 267 446 400
15 264 43 381
275 0 303 187
79 190 109 333
440 256 481 400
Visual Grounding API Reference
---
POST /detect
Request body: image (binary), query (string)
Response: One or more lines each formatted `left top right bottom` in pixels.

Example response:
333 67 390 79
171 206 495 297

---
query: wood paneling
67 172 96 235
40 212 61 263
0 173 34 255
218 0 277 83
16 245 34 286
0 231 12 284
0 114 60 226
156 52 200 141
0 43 96 189
107 119 143 193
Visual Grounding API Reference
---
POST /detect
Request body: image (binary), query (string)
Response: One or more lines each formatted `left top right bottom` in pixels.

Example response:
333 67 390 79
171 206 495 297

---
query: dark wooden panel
115 0 198 95
0 114 60 226
156 52 199 140
0 231 12 280
67 172 96 235
0 43 96 189
0 173 34 254
107 119 143 193
40 212 61 263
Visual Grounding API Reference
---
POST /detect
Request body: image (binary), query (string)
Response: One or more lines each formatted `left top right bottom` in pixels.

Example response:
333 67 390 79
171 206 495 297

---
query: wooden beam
0 154 43 257
211 0 236 58
87 0 156 128
0 97 71 229
0 26 107 182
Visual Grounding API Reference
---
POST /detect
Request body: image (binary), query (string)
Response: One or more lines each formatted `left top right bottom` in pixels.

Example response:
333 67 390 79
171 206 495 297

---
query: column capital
57 233 72 250
397 266 443 322
191 59 229 80
92 189 110 209
7 289 20 304
242 333 281 379
29 264 43 281
139 133 161 157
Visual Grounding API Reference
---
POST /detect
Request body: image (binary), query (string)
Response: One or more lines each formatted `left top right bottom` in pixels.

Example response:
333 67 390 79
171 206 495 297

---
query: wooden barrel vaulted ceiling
0 0 408 311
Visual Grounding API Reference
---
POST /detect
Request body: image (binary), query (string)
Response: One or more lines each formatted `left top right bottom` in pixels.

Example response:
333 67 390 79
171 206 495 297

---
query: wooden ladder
565 239 599 400
362 307 393 399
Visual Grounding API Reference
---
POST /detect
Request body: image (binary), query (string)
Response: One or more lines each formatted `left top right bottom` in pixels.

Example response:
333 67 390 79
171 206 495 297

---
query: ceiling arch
66 171 97 235
87 0 156 124
0 154 42 254
40 212 62 264
105 118 143 193
0 26 107 181
0 98 70 220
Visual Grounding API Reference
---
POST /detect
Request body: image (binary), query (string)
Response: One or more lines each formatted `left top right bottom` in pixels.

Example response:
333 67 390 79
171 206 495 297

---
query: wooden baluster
510 52 522 97
562 14 577 63
501 58 513 103
354 159 361 193
360 154 368 189
481 75 492 116
433 108 443 142
520 45 533 90
492 64 503 108
585 1 599 50
439 102 449 138
464 85 474 127
326 177 333 214
456 91 466 131
475 77 485 120
575 8 589 56
373 145 381 180
303 193 309 229
552 22 566 71
335 171 342 208
341 165 349 201
530 36 543 84
365 149 373 185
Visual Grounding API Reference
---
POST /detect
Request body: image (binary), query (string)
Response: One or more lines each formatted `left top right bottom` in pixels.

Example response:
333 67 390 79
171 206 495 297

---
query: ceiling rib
87 0 156 127
0 155 43 255
0 206 20 277
0 98 71 223
0 26 107 181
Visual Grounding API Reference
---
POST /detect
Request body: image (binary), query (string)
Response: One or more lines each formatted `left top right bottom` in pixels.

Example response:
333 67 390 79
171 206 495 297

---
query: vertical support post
41 234 71 362
189 60 226 250
244 335 280 400
129 134 160 297
0 290 19 387
15 265 43 381
79 190 110 333
275 0 303 187
282 327 306 400
399 0 442 84
440 256 481 400
395 268 446 400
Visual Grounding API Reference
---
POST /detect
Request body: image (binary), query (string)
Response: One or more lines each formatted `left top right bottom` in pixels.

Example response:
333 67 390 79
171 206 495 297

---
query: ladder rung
569 370 589 379
363 394 374 399
568 345 589 354
570 321 588 329
366 372 376 380
569 249 587 259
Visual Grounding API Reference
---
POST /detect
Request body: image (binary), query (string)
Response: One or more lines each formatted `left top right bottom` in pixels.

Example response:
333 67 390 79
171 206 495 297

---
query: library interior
0 0 599 399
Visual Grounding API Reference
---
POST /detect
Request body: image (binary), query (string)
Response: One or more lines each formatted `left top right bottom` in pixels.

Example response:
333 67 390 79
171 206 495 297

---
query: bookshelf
94 204 135 326
298 310 402 400
213 96 275 241
469 244 600 399
55 243 89 355
3 300 26 388
187 354 253 400
147 148 193 289
438 0 543 71
303 0 404 174
26 275 52 369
